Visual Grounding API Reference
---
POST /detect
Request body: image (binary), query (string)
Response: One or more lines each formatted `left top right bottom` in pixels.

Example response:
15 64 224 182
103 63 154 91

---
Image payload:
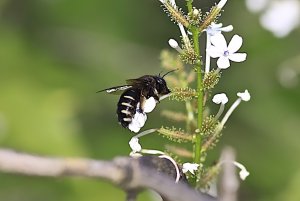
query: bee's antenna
162 69 179 78
158 70 164 77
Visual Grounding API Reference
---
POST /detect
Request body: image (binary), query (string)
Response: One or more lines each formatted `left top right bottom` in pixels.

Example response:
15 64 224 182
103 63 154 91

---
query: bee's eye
157 79 163 84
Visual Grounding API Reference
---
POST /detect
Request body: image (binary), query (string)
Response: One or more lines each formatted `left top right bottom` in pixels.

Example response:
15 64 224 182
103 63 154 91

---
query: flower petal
229 53 247 62
206 46 223 58
143 97 156 113
237 90 251 101
182 163 200 175
128 112 147 133
168 39 179 49
210 33 227 50
220 25 234 32
217 56 230 69
136 112 147 127
129 137 142 152
213 93 229 104
239 169 250 180
128 123 141 133
228 35 243 53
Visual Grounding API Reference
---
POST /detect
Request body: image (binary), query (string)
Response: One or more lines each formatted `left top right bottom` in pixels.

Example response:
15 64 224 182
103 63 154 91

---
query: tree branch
0 149 216 201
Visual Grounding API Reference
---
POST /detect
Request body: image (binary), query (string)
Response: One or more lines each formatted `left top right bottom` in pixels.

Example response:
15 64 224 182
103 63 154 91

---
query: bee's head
155 69 177 95
155 76 170 95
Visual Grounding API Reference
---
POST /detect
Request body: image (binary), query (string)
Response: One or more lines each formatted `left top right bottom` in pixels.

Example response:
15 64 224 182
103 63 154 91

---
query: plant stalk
186 1 203 164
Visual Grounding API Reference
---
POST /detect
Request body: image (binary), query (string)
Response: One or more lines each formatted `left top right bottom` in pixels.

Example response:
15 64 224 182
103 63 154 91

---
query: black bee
99 70 174 133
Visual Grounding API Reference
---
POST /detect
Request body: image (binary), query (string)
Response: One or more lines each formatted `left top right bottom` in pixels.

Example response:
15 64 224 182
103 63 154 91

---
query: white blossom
206 23 233 36
213 93 228 120
233 161 250 180
260 0 300 38
205 23 233 73
129 137 142 153
237 90 251 101
168 38 179 48
220 90 251 127
168 38 183 54
246 0 300 38
217 0 228 9
220 160 250 181
245 0 269 13
182 163 200 175
128 112 147 133
212 93 229 104
207 34 247 69
143 97 157 113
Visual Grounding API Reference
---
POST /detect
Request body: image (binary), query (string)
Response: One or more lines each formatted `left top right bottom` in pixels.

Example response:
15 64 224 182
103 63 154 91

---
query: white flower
220 89 251 127
213 93 228 120
206 23 233 36
245 0 269 13
182 163 200 175
239 168 250 180
143 97 157 113
260 0 300 38
168 38 179 49
205 23 233 73
233 161 250 180
217 0 228 9
128 112 147 133
212 93 229 104
129 137 142 153
237 90 251 101
246 0 300 38
168 38 183 54
207 34 247 69
220 160 250 181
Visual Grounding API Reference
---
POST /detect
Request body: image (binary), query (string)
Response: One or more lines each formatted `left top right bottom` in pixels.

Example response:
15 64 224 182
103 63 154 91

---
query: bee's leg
153 95 160 103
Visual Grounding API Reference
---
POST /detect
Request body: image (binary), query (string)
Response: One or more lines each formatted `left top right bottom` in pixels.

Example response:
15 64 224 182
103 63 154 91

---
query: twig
0 149 216 201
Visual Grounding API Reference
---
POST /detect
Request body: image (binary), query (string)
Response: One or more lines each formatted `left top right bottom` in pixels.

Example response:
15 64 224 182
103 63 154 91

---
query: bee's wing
97 85 132 95
126 78 144 86
126 76 154 86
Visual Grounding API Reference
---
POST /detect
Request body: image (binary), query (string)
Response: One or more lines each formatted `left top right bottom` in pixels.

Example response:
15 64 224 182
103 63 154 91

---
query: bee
98 70 174 133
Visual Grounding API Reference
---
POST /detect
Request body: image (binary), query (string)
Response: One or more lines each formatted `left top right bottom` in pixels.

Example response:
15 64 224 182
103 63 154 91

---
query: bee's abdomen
117 88 141 128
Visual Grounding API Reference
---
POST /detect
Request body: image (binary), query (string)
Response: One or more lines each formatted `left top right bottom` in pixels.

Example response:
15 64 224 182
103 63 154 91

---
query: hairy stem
186 0 193 11
186 1 203 164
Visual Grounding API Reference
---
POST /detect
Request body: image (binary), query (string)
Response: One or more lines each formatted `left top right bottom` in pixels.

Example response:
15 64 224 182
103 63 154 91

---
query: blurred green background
0 0 300 201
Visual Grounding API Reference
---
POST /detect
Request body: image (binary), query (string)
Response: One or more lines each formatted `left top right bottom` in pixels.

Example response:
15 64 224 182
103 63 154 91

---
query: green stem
187 0 203 164
186 0 193 11
194 31 203 164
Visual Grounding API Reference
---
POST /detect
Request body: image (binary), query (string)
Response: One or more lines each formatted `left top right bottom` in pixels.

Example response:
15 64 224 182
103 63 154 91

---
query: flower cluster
124 0 251 194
